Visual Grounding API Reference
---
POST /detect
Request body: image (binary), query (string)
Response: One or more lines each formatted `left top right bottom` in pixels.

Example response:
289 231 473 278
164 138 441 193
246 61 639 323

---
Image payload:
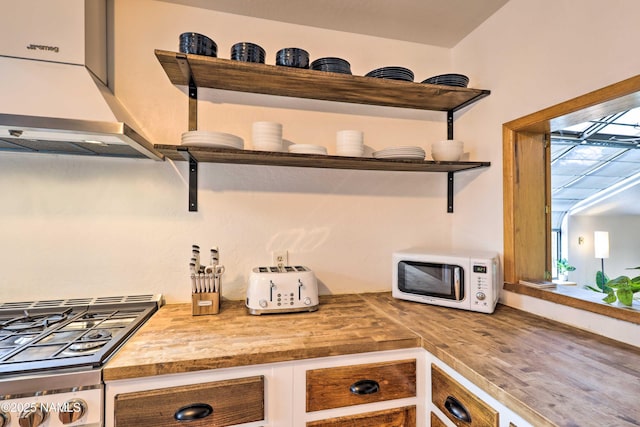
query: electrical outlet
272 250 288 268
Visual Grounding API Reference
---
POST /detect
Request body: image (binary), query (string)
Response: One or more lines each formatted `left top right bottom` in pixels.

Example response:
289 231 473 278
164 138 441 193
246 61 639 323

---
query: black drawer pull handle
445 395 471 423
174 403 213 421
350 379 380 395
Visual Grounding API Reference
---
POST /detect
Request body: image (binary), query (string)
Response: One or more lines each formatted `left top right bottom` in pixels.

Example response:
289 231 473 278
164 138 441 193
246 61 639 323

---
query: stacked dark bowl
179 32 218 57
421 74 469 87
231 42 266 63
275 48 310 69
365 66 414 82
310 57 352 74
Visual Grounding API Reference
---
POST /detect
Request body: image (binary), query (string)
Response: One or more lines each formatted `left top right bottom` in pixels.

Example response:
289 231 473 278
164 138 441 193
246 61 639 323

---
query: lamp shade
594 231 610 259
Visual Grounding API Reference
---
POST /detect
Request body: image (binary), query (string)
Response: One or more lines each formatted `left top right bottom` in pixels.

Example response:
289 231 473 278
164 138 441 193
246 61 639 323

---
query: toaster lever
298 279 304 300
270 280 275 301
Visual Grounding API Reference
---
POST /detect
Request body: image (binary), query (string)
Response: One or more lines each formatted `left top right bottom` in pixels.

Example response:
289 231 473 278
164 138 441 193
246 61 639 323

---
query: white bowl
253 142 283 152
337 130 363 137
252 121 282 130
336 142 364 150
431 139 463 161
253 135 282 143
432 139 463 150
431 149 463 161
336 148 365 157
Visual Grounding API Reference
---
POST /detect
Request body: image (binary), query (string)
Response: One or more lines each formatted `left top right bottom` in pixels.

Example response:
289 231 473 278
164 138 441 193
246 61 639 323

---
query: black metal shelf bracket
447 110 454 140
188 154 198 212
447 171 455 213
188 78 198 132
187 76 199 212
446 110 455 213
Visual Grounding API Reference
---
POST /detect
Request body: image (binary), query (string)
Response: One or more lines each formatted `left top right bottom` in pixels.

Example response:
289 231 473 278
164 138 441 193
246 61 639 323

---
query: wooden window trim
502 74 640 325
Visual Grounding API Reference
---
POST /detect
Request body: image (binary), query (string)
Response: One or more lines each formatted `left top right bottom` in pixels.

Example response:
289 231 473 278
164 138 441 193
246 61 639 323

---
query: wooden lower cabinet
431 364 498 427
113 376 264 427
428 359 532 427
106 349 532 427
307 405 416 427
306 359 417 412
296 349 423 426
106 349 422 427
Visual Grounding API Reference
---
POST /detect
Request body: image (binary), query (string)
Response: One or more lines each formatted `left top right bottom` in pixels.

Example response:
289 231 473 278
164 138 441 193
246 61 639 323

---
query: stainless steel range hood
0 0 163 160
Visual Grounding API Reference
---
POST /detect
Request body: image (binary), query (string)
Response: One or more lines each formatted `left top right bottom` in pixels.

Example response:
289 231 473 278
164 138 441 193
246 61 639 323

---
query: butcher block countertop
104 293 640 427
103 294 419 380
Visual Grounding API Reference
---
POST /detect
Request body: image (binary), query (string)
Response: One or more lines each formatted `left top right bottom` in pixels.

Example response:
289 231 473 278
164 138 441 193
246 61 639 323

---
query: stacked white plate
336 130 364 157
372 146 425 160
181 130 244 149
288 144 328 155
252 121 283 151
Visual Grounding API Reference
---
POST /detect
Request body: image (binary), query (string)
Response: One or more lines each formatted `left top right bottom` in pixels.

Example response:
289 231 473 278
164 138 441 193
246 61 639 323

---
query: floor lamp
594 231 609 287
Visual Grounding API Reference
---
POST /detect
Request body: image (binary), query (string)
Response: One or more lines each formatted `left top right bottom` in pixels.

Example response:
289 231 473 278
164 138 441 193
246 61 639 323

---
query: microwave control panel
469 260 496 311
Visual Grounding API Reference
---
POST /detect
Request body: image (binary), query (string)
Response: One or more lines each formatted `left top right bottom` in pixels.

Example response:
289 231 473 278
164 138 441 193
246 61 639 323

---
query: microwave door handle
453 267 461 300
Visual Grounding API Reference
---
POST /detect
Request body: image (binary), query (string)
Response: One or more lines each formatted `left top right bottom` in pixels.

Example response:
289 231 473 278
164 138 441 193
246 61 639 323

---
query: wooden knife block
192 292 220 316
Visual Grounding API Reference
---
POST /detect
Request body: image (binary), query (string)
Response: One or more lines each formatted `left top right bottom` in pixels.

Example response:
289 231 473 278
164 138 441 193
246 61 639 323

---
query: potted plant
585 270 611 294
556 258 576 281
602 266 640 307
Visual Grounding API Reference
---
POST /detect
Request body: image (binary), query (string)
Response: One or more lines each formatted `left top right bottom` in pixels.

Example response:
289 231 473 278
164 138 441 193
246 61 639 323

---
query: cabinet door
114 375 264 427
306 405 416 427
431 364 498 427
306 359 416 412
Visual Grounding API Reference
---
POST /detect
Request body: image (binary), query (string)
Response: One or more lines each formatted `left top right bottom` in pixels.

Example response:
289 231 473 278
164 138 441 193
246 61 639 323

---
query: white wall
450 0 640 343
1 0 459 303
2 0 640 343
567 215 640 285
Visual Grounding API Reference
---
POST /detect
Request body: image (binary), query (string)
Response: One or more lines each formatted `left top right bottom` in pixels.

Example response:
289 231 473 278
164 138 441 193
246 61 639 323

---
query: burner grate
0 295 159 311
34 300 68 308
0 296 160 375
93 295 157 304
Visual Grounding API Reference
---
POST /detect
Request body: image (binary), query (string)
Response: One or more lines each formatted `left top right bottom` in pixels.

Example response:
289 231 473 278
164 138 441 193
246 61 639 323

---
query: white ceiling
160 0 510 47
551 107 640 219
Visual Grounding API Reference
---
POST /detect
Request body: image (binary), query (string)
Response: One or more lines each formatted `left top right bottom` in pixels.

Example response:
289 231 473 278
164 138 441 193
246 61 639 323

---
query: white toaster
246 266 319 315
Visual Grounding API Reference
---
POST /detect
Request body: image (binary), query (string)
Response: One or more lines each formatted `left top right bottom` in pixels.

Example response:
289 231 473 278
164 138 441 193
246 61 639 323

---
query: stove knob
0 411 10 427
18 403 47 427
59 398 87 424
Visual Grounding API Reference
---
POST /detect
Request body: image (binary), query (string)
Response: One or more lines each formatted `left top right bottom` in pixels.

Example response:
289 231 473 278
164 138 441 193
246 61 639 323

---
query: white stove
0 295 161 427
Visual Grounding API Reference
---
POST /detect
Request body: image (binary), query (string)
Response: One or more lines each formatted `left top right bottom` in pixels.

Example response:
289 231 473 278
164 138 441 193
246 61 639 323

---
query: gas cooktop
0 295 161 376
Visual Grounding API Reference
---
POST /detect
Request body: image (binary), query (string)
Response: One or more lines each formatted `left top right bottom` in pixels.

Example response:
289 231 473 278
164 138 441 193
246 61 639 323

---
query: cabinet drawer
431 364 498 427
114 375 264 427
307 405 416 427
306 359 416 412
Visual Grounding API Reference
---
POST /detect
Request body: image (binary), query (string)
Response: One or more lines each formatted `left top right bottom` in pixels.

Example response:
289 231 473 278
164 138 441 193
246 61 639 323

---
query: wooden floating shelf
154 50 490 112
156 145 490 173
154 49 492 213
156 144 490 213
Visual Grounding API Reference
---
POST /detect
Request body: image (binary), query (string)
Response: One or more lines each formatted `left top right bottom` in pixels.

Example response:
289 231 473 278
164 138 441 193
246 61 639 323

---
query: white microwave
392 248 501 314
